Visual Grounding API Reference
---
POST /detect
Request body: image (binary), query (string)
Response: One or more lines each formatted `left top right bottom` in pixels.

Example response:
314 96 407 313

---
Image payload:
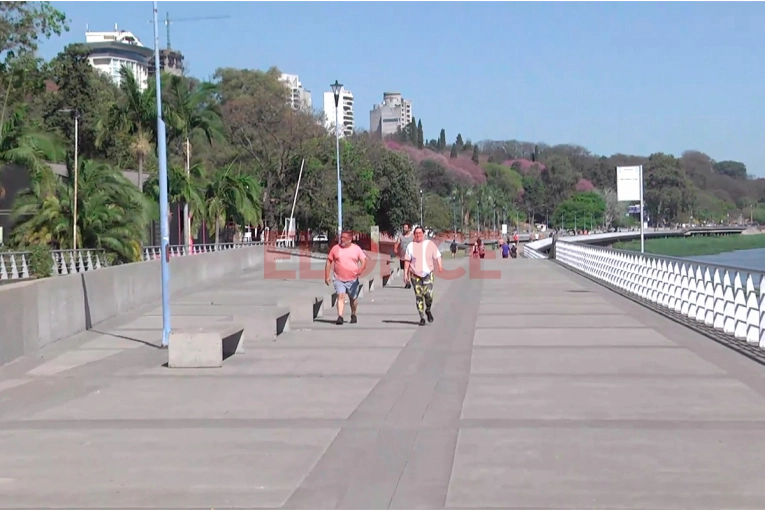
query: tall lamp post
58 109 79 250
330 80 343 237
419 189 424 226
452 197 458 238
154 1 172 348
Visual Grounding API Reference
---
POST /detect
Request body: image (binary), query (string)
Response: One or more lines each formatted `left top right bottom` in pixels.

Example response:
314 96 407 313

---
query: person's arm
325 248 335 285
403 244 412 282
393 234 400 258
434 246 443 272
357 248 368 276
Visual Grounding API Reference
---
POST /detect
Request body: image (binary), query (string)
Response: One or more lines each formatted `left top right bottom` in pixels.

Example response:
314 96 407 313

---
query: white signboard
501 224 508 235
616 165 641 202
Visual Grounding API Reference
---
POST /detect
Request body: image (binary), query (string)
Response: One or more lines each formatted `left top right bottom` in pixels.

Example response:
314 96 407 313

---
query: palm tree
1 102 65 198
165 75 225 151
163 75 225 246
10 160 149 261
95 67 156 193
143 163 206 241
202 162 261 245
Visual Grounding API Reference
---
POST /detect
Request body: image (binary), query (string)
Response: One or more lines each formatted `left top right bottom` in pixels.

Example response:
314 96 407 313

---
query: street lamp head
58 108 80 119
330 80 343 105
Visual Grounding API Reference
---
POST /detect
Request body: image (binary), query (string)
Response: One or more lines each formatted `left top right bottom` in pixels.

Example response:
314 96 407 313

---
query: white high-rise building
84 25 153 91
279 73 312 111
323 87 355 138
369 92 413 138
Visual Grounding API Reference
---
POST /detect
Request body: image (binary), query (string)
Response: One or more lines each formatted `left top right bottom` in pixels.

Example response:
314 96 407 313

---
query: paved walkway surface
3 256 765 509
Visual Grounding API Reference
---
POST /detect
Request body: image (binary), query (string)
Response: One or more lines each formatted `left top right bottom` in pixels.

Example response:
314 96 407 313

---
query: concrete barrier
0 245 266 367
0 244 393 367
168 323 245 368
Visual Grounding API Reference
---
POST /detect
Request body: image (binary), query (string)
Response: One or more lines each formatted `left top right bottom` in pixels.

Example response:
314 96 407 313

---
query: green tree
0 52 48 117
10 160 148 261
217 66 325 227
416 119 423 150
45 44 121 161
164 74 225 244
423 193 452 231
521 172 546 221
644 152 695 225
713 160 747 180
418 159 454 196
438 128 446 151
449 143 458 159
372 148 419 234
597 187 627 229
96 67 157 193
1 103 64 197
0 1 69 61
484 163 522 201
203 161 261 244
471 144 480 164
541 155 578 211
409 116 418 147
143 163 206 237
553 191 605 230
455 133 464 152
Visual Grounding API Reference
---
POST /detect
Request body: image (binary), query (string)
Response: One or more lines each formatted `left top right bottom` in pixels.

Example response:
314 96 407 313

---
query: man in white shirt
404 226 443 326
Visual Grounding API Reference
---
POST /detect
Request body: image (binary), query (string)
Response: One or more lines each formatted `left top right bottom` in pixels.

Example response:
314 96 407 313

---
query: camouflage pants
410 272 434 318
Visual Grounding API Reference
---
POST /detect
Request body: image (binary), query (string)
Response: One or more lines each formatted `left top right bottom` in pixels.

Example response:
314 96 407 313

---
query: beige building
369 92 412 137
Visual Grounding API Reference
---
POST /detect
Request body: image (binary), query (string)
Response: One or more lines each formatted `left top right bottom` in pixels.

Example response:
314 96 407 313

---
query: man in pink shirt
325 231 368 325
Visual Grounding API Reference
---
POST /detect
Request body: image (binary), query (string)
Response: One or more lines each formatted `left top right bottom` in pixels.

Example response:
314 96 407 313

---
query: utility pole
58 109 79 250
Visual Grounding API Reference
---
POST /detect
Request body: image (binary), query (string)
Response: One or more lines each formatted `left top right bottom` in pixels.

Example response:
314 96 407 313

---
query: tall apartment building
279 73 312 111
369 92 413 138
84 25 153 91
323 87 355 137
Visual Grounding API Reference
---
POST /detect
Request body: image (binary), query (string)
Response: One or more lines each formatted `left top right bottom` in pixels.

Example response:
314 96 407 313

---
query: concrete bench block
168 323 244 368
279 294 327 323
228 306 291 344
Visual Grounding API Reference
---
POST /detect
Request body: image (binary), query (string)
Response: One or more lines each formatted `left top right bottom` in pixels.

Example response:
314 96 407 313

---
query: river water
686 248 765 273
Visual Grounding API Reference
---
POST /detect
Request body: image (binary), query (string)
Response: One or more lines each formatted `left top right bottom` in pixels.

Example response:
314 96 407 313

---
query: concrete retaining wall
0 246 265 366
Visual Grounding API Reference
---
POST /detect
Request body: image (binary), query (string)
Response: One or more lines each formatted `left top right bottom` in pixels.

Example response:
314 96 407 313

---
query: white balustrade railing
555 240 765 350
523 244 546 259
0 249 107 281
142 242 264 261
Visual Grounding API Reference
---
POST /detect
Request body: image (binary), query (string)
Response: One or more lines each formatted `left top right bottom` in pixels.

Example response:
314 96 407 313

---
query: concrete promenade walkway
2 256 765 508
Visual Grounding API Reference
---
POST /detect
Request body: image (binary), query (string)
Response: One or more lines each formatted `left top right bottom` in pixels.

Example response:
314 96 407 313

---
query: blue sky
40 2 765 175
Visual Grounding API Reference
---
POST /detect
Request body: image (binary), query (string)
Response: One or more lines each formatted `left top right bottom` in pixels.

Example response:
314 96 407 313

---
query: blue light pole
330 80 343 237
154 1 171 347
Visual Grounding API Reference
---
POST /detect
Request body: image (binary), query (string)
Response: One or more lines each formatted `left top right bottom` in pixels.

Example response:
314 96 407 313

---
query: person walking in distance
393 222 414 288
325 231 368 325
404 226 443 326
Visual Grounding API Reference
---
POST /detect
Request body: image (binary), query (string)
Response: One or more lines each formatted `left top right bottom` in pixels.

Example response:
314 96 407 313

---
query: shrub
28 245 53 278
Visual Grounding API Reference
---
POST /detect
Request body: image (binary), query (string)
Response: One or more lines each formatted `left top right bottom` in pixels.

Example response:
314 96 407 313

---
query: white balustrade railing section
142 242 264 261
555 240 765 350
0 249 107 281
523 244 546 260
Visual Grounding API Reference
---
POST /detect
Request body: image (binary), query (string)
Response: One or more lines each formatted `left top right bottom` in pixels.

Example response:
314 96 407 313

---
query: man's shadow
382 319 421 326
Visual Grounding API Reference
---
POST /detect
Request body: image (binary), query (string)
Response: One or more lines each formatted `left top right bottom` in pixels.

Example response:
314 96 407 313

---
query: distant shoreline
614 232 765 257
